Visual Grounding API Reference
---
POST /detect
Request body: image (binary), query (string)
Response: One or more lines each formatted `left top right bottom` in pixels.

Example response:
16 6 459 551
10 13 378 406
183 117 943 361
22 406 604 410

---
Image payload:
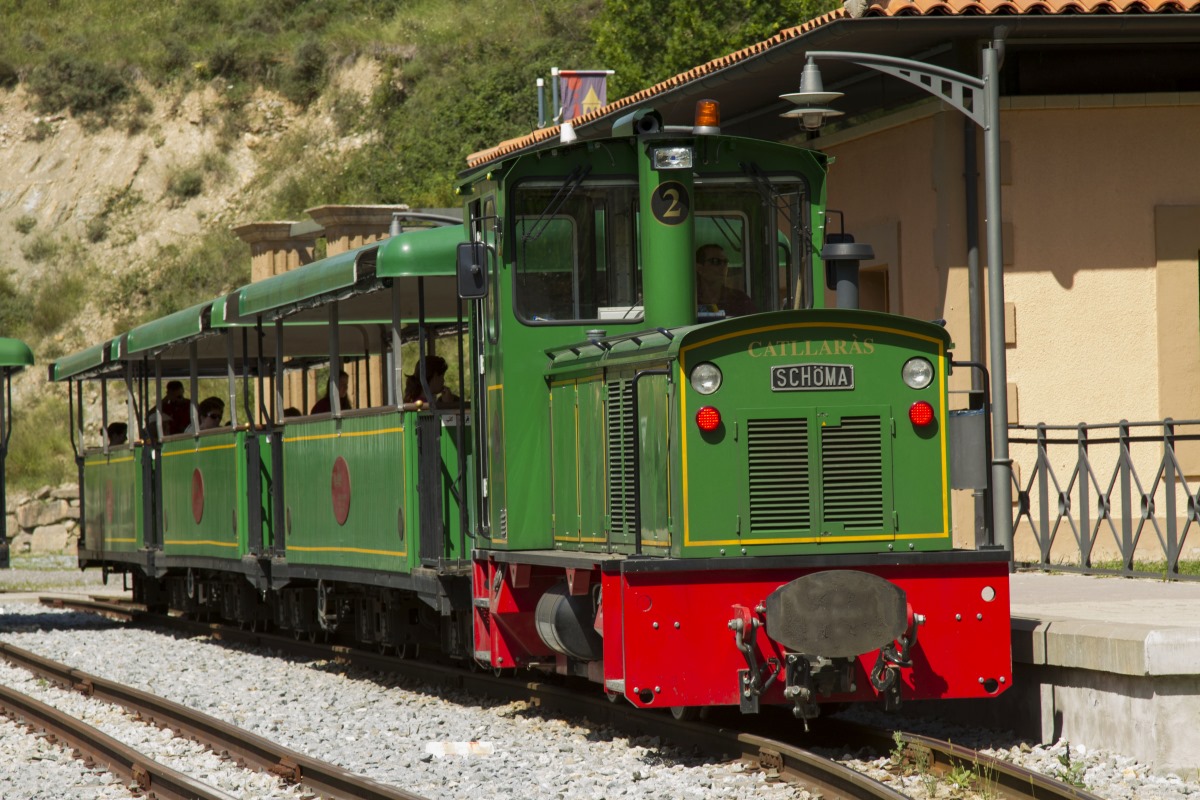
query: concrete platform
914 571 1200 775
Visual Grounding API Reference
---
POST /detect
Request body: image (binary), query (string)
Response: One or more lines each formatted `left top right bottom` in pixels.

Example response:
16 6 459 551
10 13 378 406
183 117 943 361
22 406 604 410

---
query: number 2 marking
661 187 681 218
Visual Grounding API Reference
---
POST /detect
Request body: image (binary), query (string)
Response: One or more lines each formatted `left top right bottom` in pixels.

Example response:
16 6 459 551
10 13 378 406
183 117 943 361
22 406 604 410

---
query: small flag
560 70 609 122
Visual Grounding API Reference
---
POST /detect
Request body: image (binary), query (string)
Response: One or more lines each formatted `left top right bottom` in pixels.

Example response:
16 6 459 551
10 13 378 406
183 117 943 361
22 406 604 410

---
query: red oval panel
191 468 205 524
331 456 351 526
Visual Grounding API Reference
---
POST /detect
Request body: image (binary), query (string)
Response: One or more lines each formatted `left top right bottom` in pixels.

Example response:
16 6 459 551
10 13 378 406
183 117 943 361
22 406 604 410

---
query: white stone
30 524 72 552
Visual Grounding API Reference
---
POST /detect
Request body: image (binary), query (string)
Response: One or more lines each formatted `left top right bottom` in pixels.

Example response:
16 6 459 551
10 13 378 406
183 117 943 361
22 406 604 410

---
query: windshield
511 172 809 324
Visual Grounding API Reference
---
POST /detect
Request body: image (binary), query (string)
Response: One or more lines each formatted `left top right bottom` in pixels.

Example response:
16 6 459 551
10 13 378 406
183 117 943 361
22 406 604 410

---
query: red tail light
696 406 721 432
909 401 935 427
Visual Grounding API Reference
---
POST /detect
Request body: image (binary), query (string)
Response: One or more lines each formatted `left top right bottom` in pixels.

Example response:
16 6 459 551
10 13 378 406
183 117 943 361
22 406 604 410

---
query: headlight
902 357 934 389
652 146 693 170
690 362 722 395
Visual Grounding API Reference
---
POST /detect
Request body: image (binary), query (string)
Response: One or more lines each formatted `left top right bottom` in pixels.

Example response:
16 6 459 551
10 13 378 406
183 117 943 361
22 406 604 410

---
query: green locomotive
53 101 1010 720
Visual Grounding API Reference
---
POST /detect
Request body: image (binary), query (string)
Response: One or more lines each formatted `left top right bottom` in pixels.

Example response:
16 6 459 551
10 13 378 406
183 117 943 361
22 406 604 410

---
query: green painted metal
238 243 375 318
401 410 473 563
638 141 695 328
0 338 33 369
281 411 410 571
159 430 245 558
81 449 141 554
549 381 580 543
126 301 212 355
674 311 951 558
50 340 110 381
376 224 462 278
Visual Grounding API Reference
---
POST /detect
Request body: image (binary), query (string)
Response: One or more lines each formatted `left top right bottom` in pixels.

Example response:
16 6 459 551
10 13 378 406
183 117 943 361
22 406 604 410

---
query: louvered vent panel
606 380 636 539
747 418 811 532
820 416 884 530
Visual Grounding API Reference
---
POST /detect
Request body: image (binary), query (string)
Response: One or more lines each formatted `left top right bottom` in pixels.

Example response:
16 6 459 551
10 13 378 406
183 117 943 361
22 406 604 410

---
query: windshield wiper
522 164 592 243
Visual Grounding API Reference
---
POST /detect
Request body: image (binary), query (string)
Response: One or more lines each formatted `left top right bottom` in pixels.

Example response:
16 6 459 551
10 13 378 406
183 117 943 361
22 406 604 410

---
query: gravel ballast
1 602 1198 799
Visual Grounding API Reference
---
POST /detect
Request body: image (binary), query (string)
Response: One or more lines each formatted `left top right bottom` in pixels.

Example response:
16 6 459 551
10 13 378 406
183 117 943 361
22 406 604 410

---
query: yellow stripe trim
699 532 949 546
679 320 946 355
162 444 237 457
85 457 135 466
549 375 602 388
163 539 239 548
286 545 407 557
284 426 404 443
104 538 137 544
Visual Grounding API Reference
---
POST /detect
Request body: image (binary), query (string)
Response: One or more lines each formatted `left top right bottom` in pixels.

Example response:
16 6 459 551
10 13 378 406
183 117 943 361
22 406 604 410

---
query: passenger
161 380 192 435
106 422 127 446
403 355 459 406
695 244 754 317
310 370 352 415
283 407 301 418
185 397 225 434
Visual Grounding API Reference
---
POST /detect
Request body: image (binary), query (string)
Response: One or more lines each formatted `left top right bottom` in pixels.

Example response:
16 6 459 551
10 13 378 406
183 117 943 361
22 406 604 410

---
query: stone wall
5 484 80 554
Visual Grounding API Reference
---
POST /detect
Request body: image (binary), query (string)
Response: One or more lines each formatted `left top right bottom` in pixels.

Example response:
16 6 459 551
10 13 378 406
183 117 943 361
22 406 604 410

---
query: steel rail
0 681 235 800
901 729 1108 800
0 638 429 800
821 720 1108 800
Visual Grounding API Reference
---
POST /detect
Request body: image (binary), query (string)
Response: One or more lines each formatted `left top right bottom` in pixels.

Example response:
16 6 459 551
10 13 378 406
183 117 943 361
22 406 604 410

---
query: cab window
512 181 641 324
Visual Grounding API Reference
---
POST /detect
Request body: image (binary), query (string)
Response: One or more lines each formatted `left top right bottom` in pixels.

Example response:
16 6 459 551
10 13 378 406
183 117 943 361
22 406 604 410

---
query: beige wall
812 95 1200 554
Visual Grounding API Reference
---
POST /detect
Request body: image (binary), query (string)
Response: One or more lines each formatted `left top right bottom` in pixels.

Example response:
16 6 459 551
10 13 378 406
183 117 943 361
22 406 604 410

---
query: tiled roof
465 0 1200 169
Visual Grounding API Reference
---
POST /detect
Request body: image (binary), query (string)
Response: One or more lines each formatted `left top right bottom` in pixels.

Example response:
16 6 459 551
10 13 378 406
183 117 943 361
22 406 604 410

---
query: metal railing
1008 418 1200 580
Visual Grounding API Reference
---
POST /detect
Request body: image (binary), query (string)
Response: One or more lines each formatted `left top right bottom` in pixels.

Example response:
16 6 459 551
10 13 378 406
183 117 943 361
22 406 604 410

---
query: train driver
695 244 754 317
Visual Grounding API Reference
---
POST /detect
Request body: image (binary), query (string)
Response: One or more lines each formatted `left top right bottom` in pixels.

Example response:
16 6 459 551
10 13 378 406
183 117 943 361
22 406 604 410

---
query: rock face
5 483 80 554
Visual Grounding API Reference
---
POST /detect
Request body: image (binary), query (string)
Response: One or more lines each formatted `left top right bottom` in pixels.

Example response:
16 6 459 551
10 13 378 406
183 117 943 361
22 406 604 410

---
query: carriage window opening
513 181 641 324
693 178 809 314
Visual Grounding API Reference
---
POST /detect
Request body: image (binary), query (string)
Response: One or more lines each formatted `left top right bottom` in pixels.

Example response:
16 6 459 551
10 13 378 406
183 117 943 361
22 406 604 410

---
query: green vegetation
86 186 145 246
165 165 205 204
7 394 77 492
106 228 250 331
593 0 839 99
1086 559 1200 578
1055 745 1089 788
12 215 36 235
20 231 60 264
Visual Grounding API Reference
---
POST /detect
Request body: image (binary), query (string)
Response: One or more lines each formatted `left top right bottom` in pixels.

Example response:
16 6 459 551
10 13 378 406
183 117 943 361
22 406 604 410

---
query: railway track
0 635 429 800
0 680 236 800
32 595 1105 800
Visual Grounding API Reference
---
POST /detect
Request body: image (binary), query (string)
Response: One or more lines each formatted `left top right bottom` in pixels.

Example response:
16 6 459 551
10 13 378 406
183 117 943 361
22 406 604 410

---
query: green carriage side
216 224 472 593
50 337 150 569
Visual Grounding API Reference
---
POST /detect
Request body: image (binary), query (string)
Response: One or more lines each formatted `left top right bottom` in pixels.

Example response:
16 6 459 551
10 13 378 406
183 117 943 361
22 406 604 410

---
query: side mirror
457 241 489 299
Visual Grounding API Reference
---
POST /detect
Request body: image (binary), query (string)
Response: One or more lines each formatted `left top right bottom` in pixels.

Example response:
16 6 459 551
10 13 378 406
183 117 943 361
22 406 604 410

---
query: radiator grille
820 416 884 530
606 380 636 539
747 418 811 532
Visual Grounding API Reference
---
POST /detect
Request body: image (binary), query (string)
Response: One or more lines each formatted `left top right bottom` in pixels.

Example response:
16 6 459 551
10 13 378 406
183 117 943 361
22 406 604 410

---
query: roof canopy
0 338 34 372
50 225 466 382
